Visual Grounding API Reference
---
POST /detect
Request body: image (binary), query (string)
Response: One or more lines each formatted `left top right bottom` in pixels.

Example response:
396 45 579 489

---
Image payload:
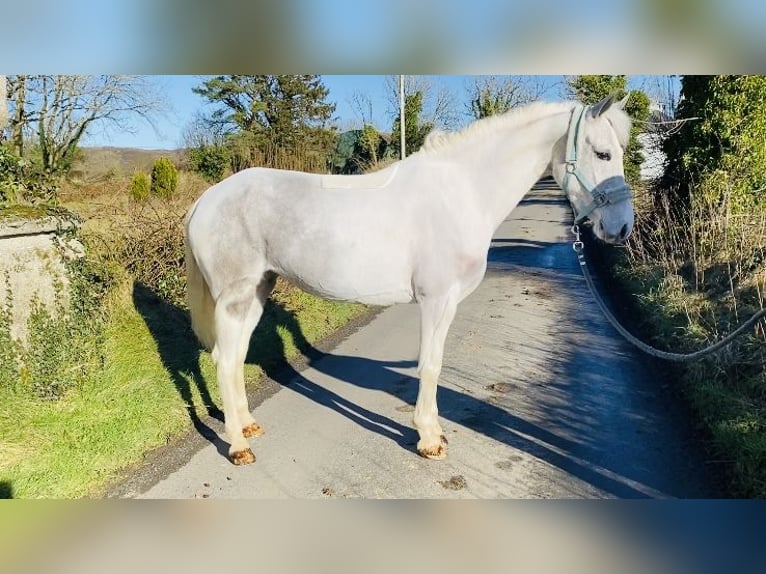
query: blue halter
563 105 632 225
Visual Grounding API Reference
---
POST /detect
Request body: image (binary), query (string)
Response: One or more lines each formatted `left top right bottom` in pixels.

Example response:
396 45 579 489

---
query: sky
80 75 674 150
79 75 520 150
7 1 764 74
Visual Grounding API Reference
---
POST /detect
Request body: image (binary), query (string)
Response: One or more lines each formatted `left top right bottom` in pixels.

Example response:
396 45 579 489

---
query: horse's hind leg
235 272 277 439
415 288 459 460
213 276 268 465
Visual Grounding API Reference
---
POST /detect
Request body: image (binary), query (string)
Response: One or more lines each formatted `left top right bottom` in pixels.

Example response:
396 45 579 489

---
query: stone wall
0 216 81 344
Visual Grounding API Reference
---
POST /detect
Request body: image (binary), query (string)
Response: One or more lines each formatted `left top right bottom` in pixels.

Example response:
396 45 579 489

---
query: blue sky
4 2 764 76
81 75 562 149
80 75 670 150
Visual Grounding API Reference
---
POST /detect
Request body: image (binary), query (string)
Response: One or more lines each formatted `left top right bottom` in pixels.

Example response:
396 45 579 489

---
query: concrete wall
0 217 81 345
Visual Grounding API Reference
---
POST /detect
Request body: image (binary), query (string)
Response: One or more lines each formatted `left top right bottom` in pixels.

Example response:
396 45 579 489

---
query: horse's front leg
415 289 459 460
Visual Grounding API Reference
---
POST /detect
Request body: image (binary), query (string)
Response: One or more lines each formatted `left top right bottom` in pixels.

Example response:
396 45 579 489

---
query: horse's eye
595 150 611 161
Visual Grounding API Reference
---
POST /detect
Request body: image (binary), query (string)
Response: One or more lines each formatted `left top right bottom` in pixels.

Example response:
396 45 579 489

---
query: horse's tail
184 202 216 351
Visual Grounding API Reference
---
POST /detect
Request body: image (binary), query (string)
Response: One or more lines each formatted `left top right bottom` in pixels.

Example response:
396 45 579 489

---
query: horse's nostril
620 224 629 240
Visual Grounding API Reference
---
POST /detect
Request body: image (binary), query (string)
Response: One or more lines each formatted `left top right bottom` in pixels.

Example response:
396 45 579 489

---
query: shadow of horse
132 283 228 458
134 277 670 499
241 298 420 450
275 351 659 499
132 282 418 456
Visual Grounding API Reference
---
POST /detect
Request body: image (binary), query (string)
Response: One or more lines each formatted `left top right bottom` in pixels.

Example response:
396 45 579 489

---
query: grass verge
0 170 367 498
595 189 766 498
0 272 365 498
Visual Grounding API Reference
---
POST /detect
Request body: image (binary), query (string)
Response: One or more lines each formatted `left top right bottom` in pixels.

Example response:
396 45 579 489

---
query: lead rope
572 225 766 362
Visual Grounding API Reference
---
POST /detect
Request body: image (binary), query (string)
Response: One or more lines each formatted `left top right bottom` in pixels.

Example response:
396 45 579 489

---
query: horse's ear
615 93 630 110
589 93 617 118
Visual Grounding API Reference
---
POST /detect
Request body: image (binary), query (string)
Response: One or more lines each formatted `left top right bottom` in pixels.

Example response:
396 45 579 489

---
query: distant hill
71 147 186 181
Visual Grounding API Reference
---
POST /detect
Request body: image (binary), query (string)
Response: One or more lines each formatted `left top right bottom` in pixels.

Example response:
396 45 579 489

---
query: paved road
133 182 715 499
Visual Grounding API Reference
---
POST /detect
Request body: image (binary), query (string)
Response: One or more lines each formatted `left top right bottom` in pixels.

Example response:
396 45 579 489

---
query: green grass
0 277 365 498
0 170 367 499
0 204 76 221
605 251 766 498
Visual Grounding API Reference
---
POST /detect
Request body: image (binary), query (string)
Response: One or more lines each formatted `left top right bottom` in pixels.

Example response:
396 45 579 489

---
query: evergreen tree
193 75 337 170
663 75 766 211
390 91 434 157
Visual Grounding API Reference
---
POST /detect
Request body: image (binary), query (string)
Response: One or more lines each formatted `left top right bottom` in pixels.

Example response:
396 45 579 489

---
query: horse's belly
279 263 414 306
289 276 414 305
269 222 416 305
330 288 414 306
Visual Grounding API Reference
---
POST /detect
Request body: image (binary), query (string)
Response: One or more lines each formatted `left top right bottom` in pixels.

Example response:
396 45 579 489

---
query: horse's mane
421 100 631 154
421 101 576 154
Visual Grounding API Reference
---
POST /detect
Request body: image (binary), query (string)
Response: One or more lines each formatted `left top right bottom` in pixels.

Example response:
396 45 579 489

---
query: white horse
184 95 634 465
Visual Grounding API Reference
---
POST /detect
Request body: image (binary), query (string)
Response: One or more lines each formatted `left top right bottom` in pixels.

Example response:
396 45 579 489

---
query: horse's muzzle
598 220 632 244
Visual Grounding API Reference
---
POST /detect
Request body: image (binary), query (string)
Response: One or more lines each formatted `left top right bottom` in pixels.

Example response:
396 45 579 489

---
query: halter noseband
562 105 632 225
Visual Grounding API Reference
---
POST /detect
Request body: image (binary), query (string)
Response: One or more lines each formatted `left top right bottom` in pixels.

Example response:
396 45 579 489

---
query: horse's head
552 94 634 244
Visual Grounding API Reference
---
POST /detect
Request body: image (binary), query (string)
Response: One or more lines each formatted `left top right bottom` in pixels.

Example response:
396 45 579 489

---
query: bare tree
7 75 166 173
348 89 380 130
349 90 385 164
181 110 229 150
638 75 680 119
466 76 546 119
0 76 8 136
384 75 459 130
6 75 28 155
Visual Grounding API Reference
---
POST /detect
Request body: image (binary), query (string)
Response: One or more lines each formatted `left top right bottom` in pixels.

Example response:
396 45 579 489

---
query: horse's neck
457 109 572 232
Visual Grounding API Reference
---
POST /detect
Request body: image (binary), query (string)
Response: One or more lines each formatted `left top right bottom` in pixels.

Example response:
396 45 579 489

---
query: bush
188 145 229 182
0 274 20 389
118 206 187 308
0 231 114 400
0 146 59 206
0 147 26 206
664 75 766 212
616 75 766 497
129 171 150 202
150 157 178 199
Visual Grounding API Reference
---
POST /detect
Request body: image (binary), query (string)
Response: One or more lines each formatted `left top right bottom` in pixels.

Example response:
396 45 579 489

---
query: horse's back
187 166 422 304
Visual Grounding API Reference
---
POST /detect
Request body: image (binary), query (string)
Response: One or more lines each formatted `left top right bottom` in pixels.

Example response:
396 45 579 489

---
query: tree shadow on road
247 292 668 499
292 353 659 499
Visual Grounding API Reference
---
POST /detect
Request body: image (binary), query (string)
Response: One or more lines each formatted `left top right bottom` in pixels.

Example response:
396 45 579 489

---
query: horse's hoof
231 448 256 465
418 441 447 460
242 423 264 438
440 434 448 445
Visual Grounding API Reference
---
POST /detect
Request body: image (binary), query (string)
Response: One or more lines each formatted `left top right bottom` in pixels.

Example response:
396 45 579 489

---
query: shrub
0 147 26 206
0 230 113 400
0 273 20 390
616 74 766 497
188 145 229 182
664 75 766 212
118 206 187 308
0 146 59 206
129 171 150 202
150 157 178 199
